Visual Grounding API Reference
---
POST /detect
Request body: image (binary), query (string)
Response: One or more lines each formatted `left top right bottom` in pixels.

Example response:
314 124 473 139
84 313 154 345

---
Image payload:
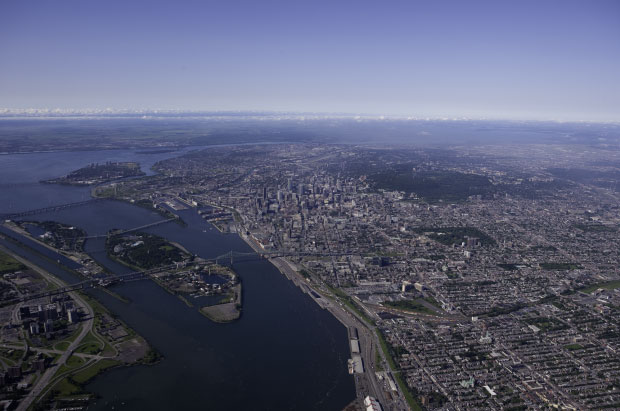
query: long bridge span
1 199 104 220
2 264 179 306
78 217 178 240
1 199 179 240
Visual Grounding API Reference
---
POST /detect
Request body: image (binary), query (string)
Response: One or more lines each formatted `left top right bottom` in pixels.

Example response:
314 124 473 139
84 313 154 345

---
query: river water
0 149 355 410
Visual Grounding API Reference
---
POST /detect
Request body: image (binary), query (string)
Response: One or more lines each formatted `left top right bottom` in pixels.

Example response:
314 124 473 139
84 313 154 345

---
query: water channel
0 148 355 410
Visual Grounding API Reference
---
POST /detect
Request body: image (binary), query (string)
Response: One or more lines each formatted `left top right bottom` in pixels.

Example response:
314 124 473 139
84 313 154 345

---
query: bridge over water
5 250 351 305
77 217 178 240
2 263 180 306
0 199 104 220
1 200 349 303
1 199 179 240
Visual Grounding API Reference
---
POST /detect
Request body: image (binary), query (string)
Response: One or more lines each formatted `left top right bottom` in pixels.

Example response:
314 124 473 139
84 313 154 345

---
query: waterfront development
2 120 620 410
0 149 356 410
3 0 619 407
88 140 620 410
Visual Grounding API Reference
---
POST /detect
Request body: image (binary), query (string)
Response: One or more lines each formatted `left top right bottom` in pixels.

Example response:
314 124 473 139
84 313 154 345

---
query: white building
364 396 382 411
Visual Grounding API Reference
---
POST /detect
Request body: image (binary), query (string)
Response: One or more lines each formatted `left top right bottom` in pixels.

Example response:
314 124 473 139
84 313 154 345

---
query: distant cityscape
90 142 620 409
3 0 618 408
1 123 620 410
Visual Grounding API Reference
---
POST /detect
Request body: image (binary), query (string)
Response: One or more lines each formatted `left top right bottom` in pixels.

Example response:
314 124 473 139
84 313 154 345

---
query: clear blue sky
1 0 619 121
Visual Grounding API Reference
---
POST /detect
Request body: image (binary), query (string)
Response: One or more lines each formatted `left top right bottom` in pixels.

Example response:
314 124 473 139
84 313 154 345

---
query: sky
1 0 619 122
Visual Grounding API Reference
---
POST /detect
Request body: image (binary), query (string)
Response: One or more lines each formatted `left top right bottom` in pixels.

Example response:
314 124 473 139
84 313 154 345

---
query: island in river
43 161 144 186
106 231 242 322
16 220 86 252
0 143 356 411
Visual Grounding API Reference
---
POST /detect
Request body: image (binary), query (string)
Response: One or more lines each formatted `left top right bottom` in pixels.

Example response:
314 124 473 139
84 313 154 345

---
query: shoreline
235 228 346 322
231 219 395 409
199 283 242 323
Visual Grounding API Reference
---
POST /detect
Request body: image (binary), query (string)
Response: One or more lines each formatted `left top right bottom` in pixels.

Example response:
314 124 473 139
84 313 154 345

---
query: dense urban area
0 204 238 408
3 138 620 410
93 142 620 410
2 0 618 407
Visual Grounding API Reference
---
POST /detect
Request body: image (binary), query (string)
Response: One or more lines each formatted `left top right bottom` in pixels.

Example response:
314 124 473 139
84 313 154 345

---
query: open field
0 250 25 274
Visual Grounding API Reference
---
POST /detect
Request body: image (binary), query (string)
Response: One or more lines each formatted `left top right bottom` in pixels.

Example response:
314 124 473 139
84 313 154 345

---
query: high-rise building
44 319 54 333
7 366 21 379
19 306 30 320
67 308 77 323
33 358 46 373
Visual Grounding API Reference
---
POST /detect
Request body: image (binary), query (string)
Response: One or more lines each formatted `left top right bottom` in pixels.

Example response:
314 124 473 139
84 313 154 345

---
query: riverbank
2 222 85 264
0 223 133 310
233 220 403 410
90 193 187 227
237 230 331 312
1 146 357 411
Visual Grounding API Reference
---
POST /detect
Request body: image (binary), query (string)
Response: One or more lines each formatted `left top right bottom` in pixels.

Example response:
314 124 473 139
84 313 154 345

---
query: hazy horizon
2 0 619 123
0 109 619 125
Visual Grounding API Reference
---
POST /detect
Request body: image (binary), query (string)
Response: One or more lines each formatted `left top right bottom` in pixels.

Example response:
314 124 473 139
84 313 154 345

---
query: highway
1 343 103 361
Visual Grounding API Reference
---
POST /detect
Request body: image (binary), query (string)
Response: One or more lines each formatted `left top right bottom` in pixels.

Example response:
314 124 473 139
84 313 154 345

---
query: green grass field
54 341 70 351
66 355 85 368
384 299 438 315
51 377 82 397
581 280 620 294
0 348 23 365
54 355 86 377
0 250 25 274
75 331 103 355
71 359 120 385
48 359 120 400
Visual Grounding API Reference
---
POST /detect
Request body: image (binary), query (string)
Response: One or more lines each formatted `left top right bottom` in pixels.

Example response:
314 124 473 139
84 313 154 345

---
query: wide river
0 149 355 410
